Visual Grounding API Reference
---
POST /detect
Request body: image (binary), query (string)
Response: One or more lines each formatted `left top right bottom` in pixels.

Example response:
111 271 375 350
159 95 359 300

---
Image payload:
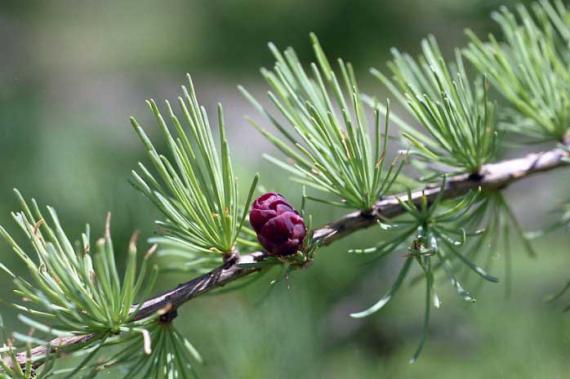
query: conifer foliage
0 0 568 377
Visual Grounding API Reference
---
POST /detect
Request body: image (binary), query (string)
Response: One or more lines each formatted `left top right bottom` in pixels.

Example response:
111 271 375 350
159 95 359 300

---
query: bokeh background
0 0 569 378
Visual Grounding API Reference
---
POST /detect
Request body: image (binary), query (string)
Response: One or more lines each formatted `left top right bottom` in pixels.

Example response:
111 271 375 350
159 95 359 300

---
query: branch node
158 303 178 324
223 249 240 267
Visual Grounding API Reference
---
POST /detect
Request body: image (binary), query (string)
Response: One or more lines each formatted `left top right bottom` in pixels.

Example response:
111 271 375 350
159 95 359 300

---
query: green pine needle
350 186 499 362
131 74 259 261
0 191 161 374
82 323 201 378
465 0 570 141
373 36 499 174
240 34 404 211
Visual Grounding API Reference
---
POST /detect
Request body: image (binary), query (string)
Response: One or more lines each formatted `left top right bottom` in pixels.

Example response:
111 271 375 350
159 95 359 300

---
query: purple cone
249 192 306 256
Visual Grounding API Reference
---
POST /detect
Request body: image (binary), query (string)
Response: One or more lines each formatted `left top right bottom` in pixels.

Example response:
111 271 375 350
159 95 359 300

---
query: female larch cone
249 192 306 256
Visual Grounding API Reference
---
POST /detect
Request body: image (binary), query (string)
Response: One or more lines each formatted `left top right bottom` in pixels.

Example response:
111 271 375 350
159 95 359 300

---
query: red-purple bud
249 192 306 256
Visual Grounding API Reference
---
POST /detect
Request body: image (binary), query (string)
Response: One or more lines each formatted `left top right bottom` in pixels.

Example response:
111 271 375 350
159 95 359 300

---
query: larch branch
16 143 569 368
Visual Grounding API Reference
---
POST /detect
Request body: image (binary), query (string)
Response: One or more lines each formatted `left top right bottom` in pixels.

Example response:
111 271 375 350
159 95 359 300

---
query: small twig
15 144 570 368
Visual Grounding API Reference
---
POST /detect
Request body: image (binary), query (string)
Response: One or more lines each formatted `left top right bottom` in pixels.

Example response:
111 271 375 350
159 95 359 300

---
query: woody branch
16 141 570 368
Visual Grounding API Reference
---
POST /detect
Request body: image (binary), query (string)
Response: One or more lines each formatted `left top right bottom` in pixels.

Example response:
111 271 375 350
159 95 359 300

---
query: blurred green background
0 0 568 378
